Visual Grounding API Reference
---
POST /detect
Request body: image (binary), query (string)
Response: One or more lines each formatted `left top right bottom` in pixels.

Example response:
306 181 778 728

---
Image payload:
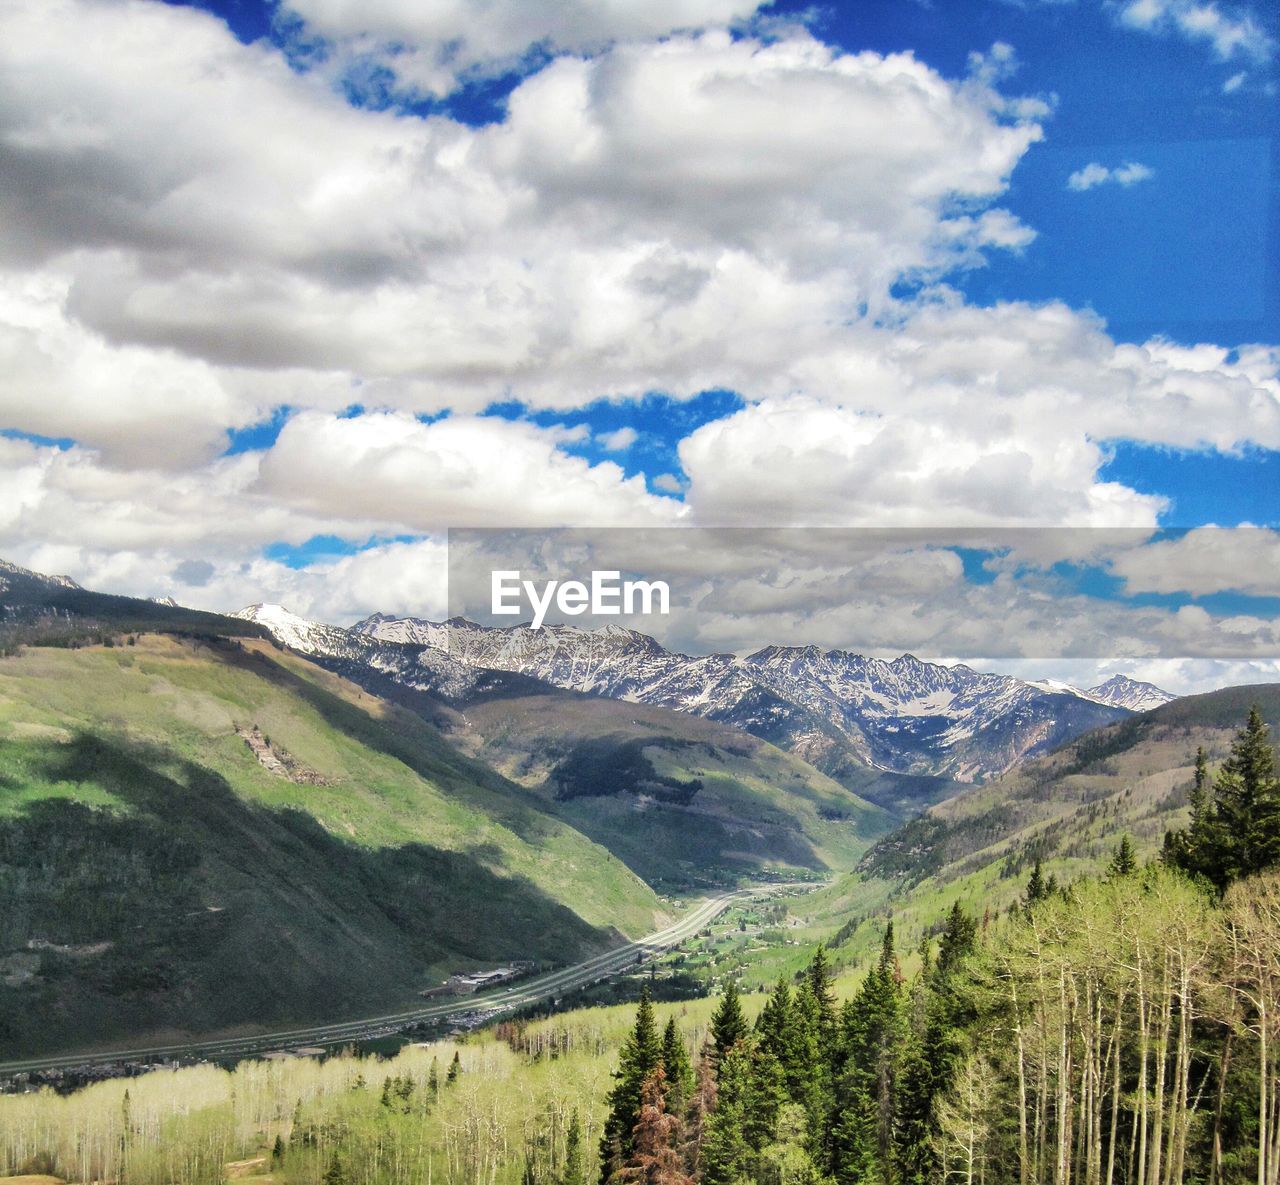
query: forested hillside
793 684 1280 972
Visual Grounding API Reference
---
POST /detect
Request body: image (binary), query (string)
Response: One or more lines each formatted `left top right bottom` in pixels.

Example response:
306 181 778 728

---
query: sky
0 0 1278 693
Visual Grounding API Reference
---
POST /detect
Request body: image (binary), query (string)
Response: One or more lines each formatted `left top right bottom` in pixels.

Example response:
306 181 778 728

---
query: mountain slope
354 615 1148 785
233 605 893 886
448 689 891 889
0 634 667 1057
799 683 1280 971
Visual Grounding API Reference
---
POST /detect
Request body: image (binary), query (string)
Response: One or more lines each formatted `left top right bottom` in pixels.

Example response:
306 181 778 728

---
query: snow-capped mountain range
234 604 1173 784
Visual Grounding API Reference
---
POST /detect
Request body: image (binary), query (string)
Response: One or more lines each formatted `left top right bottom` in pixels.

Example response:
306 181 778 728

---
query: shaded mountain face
351 615 1161 784
1 559 266 645
451 690 891 890
0 635 665 1057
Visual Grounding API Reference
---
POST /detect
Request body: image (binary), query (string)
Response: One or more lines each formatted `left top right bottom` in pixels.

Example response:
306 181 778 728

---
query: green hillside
446 690 892 890
790 684 1280 969
0 636 668 1057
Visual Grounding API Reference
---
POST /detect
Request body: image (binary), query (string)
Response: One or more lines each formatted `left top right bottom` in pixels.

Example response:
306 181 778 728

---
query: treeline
598 706 1280 1185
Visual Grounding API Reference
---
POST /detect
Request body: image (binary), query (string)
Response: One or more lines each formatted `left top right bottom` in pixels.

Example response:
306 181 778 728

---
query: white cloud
1223 69 1248 90
1067 160 1155 191
1110 526 1280 595
280 0 770 98
254 411 678 529
0 3 1043 428
1115 0 1274 62
672 301 1280 527
599 426 639 451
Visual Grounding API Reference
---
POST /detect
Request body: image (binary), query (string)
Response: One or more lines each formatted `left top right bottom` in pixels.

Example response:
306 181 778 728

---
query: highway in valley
0 883 801 1079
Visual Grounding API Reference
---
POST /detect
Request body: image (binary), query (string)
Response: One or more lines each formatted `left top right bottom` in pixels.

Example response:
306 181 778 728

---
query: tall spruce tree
710 980 749 1062
1024 860 1048 907
755 978 792 1065
563 1111 586 1185
783 978 827 1125
1109 834 1138 877
829 922 906 1185
601 986 665 1183
936 903 977 976
807 944 838 1044
701 1044 756 1185
1170 707 1280 889
661 1017 694 1113
1212 706 1280 883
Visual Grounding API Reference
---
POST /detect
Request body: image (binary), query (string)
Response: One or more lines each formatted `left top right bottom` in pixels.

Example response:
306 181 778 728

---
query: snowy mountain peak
231 603 346 654
232 602 1179 783
1086 674 1176 713
0 558 80 593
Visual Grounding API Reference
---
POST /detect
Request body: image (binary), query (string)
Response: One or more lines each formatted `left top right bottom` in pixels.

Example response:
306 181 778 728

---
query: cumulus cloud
1110 526 1280 596
1067 161 1155 191
280 0 771 97
0 272 259 468
673 302 1280 527
254 411 677 529
0 2 1043 425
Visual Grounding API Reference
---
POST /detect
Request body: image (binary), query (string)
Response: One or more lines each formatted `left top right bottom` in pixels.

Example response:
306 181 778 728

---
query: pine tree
429 1056 440 1099
754 978 792 1066
829 922 905 1185
710 980 749 1062
563 1110 586 1185
601 986 665 1182
271 1135 285 1164
661 1017 694 1112
807 944 838 1044
701 1045 755 1185
936 903 977 976
1191 744 1211 819
1170 707 1280 889
323 1151 348 1185
785 983 829 1150
1109 834 1138 877
1212 706 1280 884
447 1050 462 1083
1025 860 1048 906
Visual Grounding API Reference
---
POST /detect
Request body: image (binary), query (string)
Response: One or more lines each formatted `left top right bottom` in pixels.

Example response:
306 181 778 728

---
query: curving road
0 884 801 1078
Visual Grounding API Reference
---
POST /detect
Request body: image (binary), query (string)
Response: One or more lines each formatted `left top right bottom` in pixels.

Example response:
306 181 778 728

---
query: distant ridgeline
0 559 267 651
